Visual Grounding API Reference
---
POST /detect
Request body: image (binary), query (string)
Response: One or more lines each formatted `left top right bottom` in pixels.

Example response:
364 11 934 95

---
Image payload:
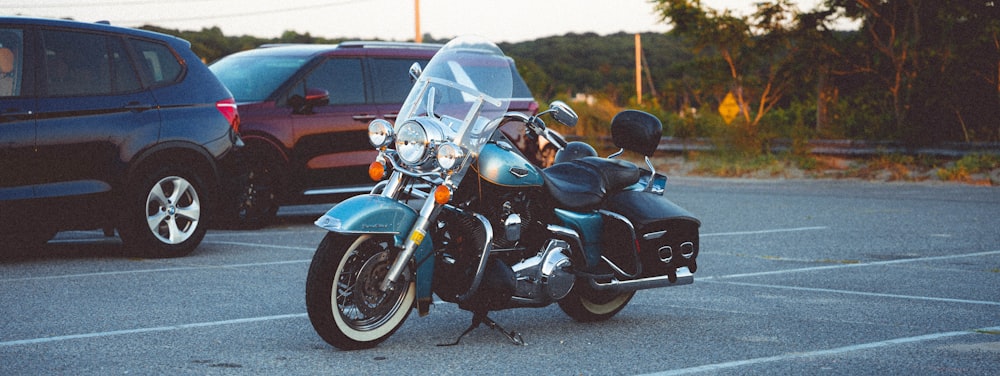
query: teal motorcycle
305 37 700 350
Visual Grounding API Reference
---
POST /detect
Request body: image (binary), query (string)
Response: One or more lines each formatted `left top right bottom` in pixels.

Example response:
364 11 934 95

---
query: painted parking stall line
702 226 828 237
0 259 310 283
706 280 1000 307
0 314 308 347
638 325 1000 376
705 250 1000 280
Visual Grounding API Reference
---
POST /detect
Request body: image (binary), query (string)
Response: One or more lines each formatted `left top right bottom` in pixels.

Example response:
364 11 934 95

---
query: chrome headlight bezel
395 120 429 165
395 117 447 167
368 119 394 148
436 142 465 171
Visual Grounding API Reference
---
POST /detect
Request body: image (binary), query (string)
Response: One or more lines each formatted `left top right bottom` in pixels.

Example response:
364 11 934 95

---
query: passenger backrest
610 110 663 157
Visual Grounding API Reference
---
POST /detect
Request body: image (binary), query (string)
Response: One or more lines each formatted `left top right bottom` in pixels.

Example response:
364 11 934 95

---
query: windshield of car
209 55 308 102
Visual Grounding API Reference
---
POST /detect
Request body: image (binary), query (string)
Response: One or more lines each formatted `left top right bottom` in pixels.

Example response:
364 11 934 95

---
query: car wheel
119 165 208 258
226 151 281 229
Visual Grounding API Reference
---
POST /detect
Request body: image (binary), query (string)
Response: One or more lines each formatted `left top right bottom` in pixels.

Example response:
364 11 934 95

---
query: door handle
123 102 154 112
352 114 376 122
0 108 32 121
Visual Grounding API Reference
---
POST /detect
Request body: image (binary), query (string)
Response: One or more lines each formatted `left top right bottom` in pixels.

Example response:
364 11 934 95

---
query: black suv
210 42 543 227
0 17 242 257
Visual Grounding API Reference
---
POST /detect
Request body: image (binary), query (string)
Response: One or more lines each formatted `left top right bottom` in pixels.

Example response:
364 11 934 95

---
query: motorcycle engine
509 239 575 302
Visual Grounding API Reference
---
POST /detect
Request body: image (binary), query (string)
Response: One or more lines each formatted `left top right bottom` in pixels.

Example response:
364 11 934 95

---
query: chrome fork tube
379 186 440 292
379 171 407 198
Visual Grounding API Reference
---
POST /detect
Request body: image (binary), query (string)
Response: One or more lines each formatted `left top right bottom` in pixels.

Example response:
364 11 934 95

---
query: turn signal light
434 185 452 205
368 161 386 181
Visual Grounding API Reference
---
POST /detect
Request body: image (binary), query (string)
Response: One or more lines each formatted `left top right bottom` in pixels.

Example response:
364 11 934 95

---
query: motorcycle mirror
548 101 578 127
409 62 423 83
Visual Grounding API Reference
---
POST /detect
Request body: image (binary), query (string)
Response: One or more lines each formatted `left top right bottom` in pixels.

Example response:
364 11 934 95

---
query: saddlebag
603 189 700 281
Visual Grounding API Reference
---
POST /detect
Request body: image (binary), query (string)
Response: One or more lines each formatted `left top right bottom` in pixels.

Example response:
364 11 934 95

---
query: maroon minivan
210 42 543 227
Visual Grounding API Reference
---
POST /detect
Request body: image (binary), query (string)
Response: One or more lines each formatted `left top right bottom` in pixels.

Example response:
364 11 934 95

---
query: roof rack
338 41 443 49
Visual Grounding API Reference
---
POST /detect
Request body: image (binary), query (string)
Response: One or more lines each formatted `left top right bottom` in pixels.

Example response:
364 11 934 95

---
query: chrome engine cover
510 239 575 303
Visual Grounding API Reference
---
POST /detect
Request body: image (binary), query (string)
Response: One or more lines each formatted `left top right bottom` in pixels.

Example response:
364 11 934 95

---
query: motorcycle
305 36 699 350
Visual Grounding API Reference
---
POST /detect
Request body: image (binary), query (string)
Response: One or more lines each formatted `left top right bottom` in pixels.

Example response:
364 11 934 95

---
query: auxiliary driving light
368 119 394 148
369 161 386 181
436 142 464 170
434 185 452 205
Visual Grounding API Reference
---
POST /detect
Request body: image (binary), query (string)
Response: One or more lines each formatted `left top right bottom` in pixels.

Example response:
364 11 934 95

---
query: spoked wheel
558 279 635 322
306 233 415 350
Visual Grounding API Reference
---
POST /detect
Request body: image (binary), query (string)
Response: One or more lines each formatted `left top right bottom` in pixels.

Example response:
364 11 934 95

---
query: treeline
141 0 1000 145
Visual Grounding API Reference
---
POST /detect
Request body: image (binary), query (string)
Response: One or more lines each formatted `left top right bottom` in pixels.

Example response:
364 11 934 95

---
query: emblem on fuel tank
509 167 529 178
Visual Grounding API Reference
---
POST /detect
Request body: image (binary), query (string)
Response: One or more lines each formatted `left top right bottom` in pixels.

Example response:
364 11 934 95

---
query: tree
651 0 805 134
826 0 1000 142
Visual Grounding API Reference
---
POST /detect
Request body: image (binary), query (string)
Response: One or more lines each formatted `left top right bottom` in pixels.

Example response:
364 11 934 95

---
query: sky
8 0 837 43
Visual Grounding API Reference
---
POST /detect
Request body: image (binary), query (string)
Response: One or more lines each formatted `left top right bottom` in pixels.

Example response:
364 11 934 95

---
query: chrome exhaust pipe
587 267 693 293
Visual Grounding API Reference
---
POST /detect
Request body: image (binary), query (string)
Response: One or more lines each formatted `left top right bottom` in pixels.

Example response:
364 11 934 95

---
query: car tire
223 148 282 229
118 164 209 258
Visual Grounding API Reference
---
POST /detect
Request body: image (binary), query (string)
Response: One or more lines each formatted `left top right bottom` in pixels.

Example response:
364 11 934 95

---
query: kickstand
437 311 526 347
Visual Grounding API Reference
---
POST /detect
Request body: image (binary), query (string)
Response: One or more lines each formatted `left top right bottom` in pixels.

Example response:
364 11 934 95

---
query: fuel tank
476 142 544 187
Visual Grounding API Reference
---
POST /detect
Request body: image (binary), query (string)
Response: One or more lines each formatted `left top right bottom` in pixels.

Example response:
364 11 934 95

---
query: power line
11 0 376 24
8 0 208 8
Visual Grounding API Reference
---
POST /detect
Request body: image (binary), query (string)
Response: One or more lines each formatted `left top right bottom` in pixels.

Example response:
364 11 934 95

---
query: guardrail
650 138 1000 158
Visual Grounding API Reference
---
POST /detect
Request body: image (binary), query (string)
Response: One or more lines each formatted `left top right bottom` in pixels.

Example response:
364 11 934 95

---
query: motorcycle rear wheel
306 233 415 350
558 279 634 322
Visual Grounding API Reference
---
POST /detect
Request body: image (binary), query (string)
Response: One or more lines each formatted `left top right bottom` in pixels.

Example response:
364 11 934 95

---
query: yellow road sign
719 92 740 125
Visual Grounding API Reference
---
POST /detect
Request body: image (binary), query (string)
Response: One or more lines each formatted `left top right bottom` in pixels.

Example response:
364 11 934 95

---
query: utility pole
635 33 642 105
415 0 422 43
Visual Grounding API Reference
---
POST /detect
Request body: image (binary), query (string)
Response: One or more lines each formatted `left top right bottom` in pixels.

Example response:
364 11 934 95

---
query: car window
42 30 110 96
211 55 308 102
0 28 24 97
370 58 428 104
41 30 142 96
110 37 142 92
129 39 183 88
301 57 365 105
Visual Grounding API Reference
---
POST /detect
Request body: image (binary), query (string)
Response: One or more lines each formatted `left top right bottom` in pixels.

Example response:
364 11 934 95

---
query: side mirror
548 101 578 127
289 88 330 114
409 62 423 83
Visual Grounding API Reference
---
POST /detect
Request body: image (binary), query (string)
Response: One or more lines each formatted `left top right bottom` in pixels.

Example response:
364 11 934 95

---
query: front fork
378 171 444 292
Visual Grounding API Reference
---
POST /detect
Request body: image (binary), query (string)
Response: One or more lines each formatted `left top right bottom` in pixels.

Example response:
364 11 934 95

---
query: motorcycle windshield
397 36 513 156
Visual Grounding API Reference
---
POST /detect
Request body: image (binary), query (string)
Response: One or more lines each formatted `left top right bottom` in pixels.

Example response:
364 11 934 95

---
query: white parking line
0 259 310 283
706 280 1000 306
706 250 1000 280
201 240 315 251
0 313 307 347
702 226 829 237
637 325 1000 376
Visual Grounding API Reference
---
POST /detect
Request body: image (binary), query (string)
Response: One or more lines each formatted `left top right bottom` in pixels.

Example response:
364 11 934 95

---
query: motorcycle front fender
314 194 435 314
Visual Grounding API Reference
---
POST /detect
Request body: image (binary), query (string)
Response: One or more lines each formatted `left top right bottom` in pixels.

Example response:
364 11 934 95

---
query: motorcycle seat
542 157 641 211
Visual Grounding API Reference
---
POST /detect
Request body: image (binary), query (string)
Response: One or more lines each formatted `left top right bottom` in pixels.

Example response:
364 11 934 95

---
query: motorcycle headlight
396 120 429 165
368 119 394 148
436 142 464 171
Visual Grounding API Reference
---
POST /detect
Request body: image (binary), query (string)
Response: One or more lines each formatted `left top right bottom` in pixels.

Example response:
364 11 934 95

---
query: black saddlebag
603 190 700 281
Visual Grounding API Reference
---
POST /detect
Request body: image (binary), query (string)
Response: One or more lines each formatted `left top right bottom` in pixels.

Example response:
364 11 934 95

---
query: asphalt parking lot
2 178 998 375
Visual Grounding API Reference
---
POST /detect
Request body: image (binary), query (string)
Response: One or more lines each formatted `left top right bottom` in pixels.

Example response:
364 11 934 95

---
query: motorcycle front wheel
306 233 415 350
558 279 634 322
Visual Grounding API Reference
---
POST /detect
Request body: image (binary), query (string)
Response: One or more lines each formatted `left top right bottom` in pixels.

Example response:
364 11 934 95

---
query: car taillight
216 98 240 132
